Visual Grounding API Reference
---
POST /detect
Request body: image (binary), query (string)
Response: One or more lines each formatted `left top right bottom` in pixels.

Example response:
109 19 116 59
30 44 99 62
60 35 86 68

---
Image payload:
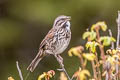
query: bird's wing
39 28 55 49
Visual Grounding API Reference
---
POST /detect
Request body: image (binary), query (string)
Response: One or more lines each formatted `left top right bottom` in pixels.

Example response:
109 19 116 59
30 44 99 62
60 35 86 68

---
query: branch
91 61 97 79
105 72 109 80
116 11 120 49
115 11 120 80
54 55 71 80
89 50 97 79
95 28 105 61
78 54 85 69
108 29 114 49
16 61 24 80
95 52 101 80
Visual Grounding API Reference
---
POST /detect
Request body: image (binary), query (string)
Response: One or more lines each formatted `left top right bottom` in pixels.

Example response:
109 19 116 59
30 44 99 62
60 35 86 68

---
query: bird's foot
54 54 64 66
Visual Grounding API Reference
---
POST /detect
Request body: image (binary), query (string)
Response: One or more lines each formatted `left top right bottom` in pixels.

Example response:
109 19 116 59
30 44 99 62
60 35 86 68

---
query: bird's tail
27 50 44 72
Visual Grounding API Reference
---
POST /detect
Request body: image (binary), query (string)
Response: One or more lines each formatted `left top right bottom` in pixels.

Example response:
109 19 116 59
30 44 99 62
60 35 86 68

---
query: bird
27 15 71 72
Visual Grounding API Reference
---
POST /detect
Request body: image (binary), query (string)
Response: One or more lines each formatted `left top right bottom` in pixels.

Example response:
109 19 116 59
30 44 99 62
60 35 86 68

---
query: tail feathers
27 52 43 72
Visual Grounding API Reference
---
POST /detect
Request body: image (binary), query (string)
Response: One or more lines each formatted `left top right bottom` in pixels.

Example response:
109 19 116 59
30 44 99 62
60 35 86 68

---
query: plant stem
116 11 120 80
54 54 71 80
78 54 86 69
95 28 106 80
88 47 97 79
91 61 97 79
16 61 24 80
88 36 98 79
95 29 105 61
108 29 114 49
116 11 120 49
95 52 101 80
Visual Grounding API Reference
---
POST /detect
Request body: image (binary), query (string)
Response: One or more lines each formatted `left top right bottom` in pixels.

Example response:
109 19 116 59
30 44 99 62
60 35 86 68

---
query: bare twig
78 54 86 69
105 70 112 80
71 75 74 80
116 11 120 49
95 52 101 80
16 61 24 80
88 35 98 79
95 27 106 80
89 50 97 79
115 11 120 80
105 61 113 80
91 61 97 79
54 55 71 80
108 29 114 49
105 72 109 80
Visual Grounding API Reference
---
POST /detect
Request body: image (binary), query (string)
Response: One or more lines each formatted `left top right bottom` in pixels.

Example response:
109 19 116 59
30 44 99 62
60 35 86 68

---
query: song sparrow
27 15 71 72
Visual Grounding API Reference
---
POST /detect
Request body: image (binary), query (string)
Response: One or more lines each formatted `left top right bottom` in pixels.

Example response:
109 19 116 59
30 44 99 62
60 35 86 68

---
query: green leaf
82 32 91 39
86 41 98 53
91 24 96 30
103 37 111 46
89 31 96 41
100 36 116 46
99 22 107 31
82 31 96 40
83 53 96 61
91 21 107 31
110 37 116 42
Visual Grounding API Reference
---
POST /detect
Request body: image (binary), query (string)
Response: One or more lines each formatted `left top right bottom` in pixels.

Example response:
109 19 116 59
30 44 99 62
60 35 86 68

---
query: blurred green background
0 0 120 80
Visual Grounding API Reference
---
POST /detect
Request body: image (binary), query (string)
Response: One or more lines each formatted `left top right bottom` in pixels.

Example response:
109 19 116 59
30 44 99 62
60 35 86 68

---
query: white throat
66 21 70 30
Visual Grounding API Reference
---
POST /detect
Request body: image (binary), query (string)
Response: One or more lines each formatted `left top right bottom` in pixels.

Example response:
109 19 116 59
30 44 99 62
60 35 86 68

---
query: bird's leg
54 54 71 80
57 54 63 64
54 54 63 67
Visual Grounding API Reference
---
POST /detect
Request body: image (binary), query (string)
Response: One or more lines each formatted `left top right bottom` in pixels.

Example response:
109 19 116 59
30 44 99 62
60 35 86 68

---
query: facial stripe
53 15 70 28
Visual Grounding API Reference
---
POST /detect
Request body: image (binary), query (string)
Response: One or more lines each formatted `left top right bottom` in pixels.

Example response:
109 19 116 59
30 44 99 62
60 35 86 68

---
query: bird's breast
45 28 71 55
54 29 71 54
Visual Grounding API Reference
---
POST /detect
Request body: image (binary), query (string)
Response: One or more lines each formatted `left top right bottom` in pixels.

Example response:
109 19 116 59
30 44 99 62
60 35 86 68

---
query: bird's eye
66 21 70 27
65 23 68 27
63 22 68 28
62 21 70 28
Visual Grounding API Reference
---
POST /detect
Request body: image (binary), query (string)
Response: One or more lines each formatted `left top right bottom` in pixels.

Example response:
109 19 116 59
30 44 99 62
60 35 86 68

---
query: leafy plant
8 12 120 80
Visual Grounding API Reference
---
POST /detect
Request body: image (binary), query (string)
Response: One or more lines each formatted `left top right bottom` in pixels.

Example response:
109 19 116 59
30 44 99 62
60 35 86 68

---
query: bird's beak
66 16 71 21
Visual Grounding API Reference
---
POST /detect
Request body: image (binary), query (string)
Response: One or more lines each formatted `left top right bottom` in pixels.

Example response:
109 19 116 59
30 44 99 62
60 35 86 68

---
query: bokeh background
0 0 120 80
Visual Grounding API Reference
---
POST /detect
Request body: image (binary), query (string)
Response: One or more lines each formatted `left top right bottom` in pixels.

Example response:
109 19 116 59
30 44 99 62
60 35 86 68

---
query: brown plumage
27 15 71 72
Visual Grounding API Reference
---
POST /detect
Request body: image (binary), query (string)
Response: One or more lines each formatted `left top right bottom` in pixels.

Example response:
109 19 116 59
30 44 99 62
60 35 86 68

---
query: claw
57 68 64 71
